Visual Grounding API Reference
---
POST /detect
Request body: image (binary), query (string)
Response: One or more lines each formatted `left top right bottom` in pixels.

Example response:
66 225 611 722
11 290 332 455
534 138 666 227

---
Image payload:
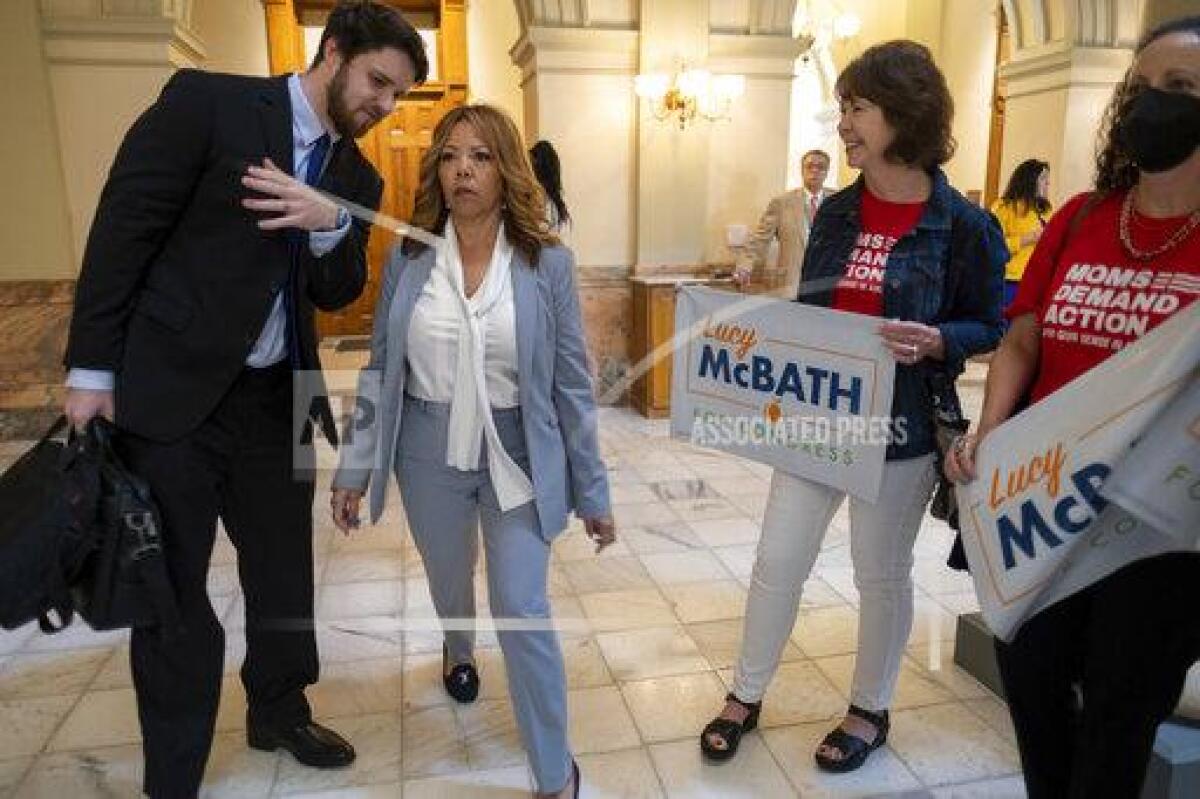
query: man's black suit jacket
65 69 384 444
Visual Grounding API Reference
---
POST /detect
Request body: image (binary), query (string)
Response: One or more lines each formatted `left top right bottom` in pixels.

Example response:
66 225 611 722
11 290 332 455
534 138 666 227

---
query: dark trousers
996 552 1200 799
116 363 318 798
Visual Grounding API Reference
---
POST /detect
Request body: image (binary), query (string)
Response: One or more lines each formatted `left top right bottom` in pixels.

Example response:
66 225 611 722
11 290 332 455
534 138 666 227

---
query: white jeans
732 454 937 712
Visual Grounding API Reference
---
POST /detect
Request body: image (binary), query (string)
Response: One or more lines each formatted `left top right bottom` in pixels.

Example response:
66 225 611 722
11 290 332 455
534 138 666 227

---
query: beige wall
1000 86 1069 200
1001 82 1128 205
706 77 793 262
706 32 798 262
49 64 178 271
937 0 1000 195
636 0 711 266
905 0 945 57
193 0 270 77
467 0 523 128
38 0 207 271
0 0 75 280
1143 0 1197 28
38 0 265 274
538 70 638 267
515 27 640 268
824 0 916 188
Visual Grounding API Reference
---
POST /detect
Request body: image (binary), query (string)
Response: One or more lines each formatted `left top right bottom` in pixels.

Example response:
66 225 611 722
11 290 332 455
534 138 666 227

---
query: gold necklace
1119 190 1200 261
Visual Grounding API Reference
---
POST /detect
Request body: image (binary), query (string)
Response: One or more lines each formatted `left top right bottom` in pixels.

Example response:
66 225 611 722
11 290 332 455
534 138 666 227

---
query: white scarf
440 220 535 512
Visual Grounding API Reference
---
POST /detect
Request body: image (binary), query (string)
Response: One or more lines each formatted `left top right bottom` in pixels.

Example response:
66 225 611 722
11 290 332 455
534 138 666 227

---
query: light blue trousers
395 395 571 793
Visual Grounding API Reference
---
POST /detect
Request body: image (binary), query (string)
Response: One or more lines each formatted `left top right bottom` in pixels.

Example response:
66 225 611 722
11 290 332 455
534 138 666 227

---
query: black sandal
699 693 762 762
442 644 479 703
814 704 890 773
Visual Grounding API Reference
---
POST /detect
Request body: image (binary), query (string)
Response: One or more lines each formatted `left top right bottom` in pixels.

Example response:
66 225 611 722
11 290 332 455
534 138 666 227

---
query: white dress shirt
406 222 532 511
67 73 352 390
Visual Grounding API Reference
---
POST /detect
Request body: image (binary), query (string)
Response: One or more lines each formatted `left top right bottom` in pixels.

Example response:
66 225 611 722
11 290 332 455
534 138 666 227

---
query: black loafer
247 720 356 768
443 644 480 703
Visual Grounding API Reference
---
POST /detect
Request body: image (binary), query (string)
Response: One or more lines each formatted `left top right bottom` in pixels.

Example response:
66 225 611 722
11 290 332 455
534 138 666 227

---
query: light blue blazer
332 239 611 540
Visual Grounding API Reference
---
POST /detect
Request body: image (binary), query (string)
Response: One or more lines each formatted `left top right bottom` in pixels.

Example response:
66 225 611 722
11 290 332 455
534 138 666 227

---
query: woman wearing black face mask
943 15 1200 799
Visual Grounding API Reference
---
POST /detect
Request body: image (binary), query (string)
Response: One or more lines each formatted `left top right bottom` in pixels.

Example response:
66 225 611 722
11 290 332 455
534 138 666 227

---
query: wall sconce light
634 64 746 130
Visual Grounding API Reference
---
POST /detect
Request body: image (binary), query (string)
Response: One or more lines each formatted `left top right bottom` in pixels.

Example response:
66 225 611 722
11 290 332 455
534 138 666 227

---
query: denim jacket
797 168 1007 460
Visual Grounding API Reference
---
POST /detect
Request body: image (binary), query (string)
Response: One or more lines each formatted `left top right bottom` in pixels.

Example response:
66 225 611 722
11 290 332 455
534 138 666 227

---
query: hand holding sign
944 430 980 482
879 319 945 364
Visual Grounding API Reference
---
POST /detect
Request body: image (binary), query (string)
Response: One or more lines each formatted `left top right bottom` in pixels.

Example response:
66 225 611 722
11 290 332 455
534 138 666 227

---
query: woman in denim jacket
700 40 1007 773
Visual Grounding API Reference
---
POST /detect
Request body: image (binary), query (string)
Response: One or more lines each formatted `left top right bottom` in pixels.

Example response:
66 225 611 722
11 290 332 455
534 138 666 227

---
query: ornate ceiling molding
39 0 204 68
1002 0 1143 57
514 0 638 32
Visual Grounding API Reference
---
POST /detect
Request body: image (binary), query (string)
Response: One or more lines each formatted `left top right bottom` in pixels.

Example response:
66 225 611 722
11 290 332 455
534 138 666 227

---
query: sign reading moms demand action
956 305 1200 641
670 286 897 503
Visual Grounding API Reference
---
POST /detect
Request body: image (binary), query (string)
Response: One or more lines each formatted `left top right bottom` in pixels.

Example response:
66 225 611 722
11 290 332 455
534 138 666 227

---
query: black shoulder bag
0 416 99 632
71 418 182 636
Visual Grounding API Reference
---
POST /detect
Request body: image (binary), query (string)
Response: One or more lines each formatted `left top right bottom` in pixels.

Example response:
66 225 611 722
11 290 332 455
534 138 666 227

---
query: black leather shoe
443 643 480 703
247 720 356 768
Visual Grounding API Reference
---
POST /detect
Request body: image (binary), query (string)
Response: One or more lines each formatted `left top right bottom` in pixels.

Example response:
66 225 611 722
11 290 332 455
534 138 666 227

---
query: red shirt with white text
832 188 925 316
1008 190 1200 402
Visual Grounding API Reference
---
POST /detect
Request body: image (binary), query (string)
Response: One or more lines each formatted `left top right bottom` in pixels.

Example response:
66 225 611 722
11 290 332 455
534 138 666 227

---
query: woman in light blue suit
331 104 613 799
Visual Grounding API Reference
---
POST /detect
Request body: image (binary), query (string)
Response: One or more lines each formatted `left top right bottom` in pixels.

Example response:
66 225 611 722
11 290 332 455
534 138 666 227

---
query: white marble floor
0 394 1026 798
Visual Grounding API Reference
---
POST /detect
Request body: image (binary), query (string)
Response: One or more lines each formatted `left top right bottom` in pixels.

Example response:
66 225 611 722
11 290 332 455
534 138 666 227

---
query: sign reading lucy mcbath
670 286 898 503
956 305 1200 642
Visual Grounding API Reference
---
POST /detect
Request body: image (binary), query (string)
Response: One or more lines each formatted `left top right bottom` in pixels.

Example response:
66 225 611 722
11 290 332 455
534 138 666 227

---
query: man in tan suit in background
734 149 831 297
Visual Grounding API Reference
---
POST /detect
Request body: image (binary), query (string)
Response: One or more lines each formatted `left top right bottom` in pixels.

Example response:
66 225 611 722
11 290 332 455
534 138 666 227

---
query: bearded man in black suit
62 2 427 795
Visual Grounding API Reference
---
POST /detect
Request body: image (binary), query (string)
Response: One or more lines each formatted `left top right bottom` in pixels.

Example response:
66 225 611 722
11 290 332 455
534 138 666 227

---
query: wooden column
262 0 306 76
983 9 1010 208
440 0 468 87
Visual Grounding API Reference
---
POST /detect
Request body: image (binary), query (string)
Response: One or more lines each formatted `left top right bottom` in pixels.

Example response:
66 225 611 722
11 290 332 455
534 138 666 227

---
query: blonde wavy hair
405 103 558 263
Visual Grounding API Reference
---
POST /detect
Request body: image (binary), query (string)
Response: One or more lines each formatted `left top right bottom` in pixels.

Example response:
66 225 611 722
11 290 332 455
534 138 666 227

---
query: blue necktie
285 134 332 368
305 134 331 187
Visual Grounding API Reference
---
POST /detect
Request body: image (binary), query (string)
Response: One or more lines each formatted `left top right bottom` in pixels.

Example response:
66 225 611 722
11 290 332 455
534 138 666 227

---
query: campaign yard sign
956 305 1200 641
670 286 897 502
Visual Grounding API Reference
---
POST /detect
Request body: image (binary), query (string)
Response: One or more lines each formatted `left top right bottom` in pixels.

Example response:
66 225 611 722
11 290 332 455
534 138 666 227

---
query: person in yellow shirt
990 158 1051 307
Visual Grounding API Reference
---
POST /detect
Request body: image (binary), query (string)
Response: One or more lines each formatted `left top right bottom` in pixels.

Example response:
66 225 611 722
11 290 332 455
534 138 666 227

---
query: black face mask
1115 87 1200 173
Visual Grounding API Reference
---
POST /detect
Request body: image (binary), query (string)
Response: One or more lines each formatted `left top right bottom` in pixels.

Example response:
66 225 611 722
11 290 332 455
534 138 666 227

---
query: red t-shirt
1008 190 1200 402
832 188 925 316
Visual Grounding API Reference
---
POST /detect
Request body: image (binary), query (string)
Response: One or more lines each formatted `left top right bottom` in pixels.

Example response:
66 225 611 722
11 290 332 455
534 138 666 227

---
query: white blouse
406 231 520 408
405 222 533 511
